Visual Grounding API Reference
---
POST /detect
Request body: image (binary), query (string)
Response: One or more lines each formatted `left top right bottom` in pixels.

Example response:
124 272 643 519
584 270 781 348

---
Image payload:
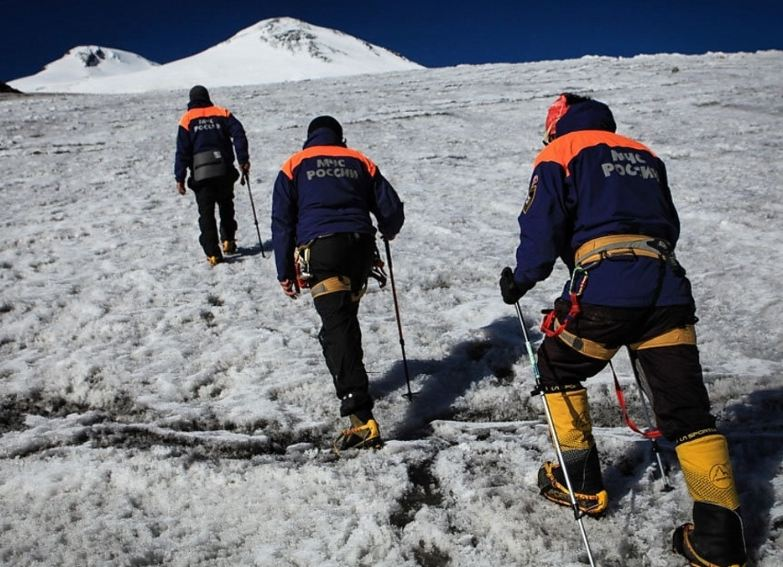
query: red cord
612 370 662 440
541 292 582 337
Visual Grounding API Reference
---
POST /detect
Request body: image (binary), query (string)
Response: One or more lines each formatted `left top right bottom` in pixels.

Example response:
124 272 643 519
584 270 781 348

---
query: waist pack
192 150 229 182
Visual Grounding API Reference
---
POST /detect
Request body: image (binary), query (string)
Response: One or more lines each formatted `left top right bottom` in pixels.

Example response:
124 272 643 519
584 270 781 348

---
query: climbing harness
573 234 679 268
294 237 388 301
541 234 681 339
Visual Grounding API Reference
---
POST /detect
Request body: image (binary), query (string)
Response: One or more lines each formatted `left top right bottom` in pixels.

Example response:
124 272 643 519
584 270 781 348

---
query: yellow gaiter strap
545 388 594 452
676 433 740 510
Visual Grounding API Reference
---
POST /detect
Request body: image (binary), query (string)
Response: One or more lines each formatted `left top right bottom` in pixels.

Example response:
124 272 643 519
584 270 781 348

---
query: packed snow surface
0 50 781 566
8 17 423 94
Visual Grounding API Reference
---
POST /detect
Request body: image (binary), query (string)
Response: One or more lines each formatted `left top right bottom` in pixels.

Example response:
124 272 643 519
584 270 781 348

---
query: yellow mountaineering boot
537 387 609 516
207 255 223 267
333 414 382 454
538 461 609 517
672 432 747 566
222 240 237 254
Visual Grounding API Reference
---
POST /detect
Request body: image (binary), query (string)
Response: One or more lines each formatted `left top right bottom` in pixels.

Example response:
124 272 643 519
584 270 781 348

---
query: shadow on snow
721 385 783 562
371 313 536 440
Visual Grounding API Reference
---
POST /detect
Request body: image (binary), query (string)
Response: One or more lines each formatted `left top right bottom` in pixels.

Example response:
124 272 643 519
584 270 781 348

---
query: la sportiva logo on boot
709 463 732 489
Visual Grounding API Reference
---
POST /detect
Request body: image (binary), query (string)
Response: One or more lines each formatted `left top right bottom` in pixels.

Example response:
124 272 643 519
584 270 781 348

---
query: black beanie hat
189 85 210 103
307 115 343 139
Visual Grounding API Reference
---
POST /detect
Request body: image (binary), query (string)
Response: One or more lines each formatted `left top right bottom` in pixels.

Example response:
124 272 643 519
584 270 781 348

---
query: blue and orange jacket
174 101 249 182
513 100 694 307
271 128 405 281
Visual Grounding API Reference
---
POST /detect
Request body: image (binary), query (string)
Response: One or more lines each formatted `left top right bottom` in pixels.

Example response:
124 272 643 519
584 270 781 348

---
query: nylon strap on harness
547 319 619 360
574 234 675 267
552 323 697 360
310 275 352 299
630 325 697 350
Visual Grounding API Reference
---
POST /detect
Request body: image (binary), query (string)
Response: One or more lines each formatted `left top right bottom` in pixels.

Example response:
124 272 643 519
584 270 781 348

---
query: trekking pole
514 301 596 566
625 348 673 491
241 173 266 258
383 238 414 400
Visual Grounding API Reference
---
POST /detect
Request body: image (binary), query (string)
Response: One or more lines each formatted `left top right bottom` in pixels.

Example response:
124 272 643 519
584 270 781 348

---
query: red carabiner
540 267 588 337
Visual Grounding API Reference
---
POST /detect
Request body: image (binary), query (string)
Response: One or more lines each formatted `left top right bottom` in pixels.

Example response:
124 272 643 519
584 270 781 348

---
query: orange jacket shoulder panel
178 105 231 130
533 131 655 175
281 146 377 180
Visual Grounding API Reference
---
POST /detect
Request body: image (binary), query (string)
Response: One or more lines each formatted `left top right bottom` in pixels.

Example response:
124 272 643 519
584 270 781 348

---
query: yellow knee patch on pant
676 433 740 510
545 389 595 451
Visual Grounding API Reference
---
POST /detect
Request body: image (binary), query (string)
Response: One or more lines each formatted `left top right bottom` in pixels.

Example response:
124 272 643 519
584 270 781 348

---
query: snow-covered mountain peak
231 16 310 39
223 17 412 65
8 45 158 92
9 18 422 94
231 16 334 40
257 18 348 61
41 45 157 76
70 45 155 69
73 46 108 67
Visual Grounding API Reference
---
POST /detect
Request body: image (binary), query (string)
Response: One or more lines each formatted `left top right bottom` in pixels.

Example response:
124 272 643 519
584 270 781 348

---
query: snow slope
0 50 781 566
8 17 423 94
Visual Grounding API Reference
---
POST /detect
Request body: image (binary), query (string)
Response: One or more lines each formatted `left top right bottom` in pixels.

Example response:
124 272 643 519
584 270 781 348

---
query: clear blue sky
2 0 781 82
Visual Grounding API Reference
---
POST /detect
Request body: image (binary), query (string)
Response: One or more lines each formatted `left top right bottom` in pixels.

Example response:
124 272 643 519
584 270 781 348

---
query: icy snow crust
0 50 781 566
8 17 423 94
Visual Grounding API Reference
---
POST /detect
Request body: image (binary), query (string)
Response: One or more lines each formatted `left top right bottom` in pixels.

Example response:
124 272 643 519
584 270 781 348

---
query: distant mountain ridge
0 83 22 94
9 46 159 91
8 17 423 94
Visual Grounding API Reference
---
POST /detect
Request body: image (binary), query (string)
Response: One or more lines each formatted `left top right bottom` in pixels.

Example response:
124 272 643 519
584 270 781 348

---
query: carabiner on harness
370 243 387 288
294 241 314 289
541 266 589 338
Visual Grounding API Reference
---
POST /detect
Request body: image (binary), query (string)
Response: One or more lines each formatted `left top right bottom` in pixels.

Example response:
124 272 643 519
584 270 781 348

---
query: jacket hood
555 99 617 137
303 128 345 149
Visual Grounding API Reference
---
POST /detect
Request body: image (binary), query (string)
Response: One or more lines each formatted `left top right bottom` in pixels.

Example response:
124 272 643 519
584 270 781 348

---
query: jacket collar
187 100 213 110
303 128 345 149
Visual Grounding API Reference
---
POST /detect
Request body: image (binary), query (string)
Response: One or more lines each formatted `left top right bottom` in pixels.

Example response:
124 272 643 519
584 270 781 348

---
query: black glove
499 266 525 305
